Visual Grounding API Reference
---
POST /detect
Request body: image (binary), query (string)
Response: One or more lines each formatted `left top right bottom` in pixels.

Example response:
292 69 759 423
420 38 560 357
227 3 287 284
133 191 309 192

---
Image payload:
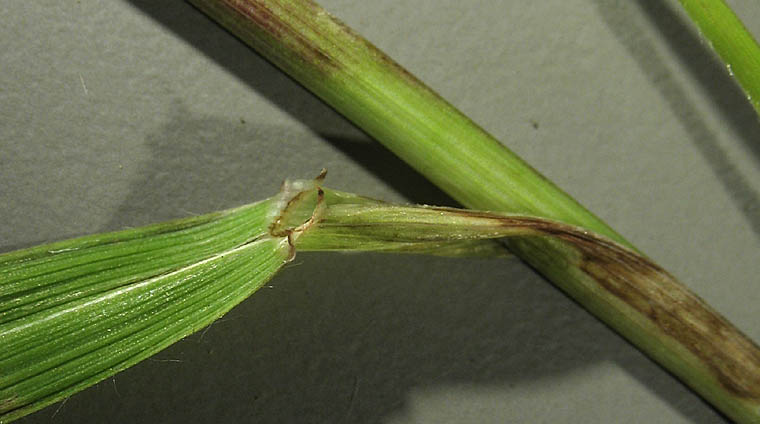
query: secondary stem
188 0 629 246
188 0 760 421
677 0 760 116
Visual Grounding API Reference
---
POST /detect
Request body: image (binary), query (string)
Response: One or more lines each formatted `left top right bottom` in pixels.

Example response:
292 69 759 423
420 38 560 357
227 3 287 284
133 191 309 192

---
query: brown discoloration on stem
430 207 760 399
208 0 340 73
578 251 760 400
198 0 446 100
0 395 18 415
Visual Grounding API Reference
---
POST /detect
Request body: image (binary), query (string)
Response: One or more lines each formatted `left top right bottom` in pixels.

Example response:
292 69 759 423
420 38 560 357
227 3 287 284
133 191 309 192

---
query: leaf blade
0 199 291 422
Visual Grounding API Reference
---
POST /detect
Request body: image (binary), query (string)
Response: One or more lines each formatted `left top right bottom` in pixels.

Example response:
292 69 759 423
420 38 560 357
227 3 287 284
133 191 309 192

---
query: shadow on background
27 1 742 422
319 134 462 206
118 1 456 210
592 0 760 241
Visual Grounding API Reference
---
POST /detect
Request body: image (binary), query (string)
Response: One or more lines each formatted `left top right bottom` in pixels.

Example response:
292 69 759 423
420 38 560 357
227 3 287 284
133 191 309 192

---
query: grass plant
2 0 760 422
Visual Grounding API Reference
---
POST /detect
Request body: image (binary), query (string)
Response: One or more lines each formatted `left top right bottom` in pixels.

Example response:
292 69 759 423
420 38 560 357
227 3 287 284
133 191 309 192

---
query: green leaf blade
0 199 291 423
0 201 275 321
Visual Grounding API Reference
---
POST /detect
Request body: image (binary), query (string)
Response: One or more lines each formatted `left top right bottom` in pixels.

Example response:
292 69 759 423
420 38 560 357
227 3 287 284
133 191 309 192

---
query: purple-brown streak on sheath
212 0 451 103
311 203 760 399
435 207 760 400
215 0 339 73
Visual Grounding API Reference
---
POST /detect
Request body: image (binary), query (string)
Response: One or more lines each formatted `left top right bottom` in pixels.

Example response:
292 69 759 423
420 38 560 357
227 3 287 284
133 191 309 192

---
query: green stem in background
677 0 760 116
188 0 760 421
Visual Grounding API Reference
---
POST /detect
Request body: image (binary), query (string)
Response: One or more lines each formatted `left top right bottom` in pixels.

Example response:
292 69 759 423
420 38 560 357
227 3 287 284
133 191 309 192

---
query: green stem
677 0 760 116
188 0 628 246
188 1 760 421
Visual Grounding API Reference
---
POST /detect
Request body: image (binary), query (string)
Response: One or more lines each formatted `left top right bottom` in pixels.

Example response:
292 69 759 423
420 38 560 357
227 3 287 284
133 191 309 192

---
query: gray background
2 0 759 422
